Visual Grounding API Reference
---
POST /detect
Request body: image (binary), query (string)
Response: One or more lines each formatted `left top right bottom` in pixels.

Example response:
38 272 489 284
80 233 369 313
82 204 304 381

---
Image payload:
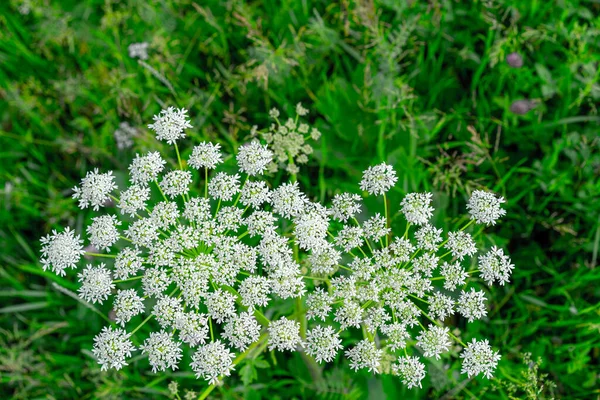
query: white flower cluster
40 107 510 389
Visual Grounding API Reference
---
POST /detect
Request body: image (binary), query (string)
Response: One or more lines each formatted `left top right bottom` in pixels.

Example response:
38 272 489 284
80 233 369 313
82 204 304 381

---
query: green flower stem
174 142 184 170
204 167 208 198
197 333 269 400
154 179 169 203
253 309 270 326
113 275 144 283
353 217 374 254
383 193 389 247
85 252 115 258
131 314 153 336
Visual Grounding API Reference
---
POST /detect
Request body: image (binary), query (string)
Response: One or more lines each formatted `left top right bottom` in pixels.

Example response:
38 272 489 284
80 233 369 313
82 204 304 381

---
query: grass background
1 0 599 398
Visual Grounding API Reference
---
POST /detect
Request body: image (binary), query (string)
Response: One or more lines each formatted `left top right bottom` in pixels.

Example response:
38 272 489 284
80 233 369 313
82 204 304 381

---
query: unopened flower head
148 107 192 145
467 190 506 225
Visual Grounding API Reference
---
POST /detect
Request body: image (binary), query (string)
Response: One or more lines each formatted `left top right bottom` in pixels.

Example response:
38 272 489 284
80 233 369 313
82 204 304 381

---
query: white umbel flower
188 142 223 170
148 107 192 145
150 201 180 229
119 184 151 217
428 292 455 321
363 214 390 240
114 247 144 279
334 301 363 330
389 237 416 263
415 224 443 252
113 289 145 326
305 325 343 363
129 152 166 185
140 331 183 373
334 226 364 252
239 276 271 308
40 227 85 276
205 289 237 323
245 210 277 237
467 190 506 225
191 340 235 384
183 197 212 223
306 288 333 321
359 163 397 196
271 181 308 219
128 42 149 60
87 215 121 251
142 267 170 297
330 193 362 222
400 192 434 225
460 338 501 379
416 325 451 359
208 172 240 201
392 356 426 389
345 339 382 372
152 296 183 328
160 170 192 198
77 263 114 304
446 231 477 260
267 317 303 351
440 261 469 291
240 180 272 208
72 169 117 211
237 141 273 176
478 246 514 286
222 312 261 351
381 323 410 351
92 326 135 371
174 312 210 347
458 288 487 322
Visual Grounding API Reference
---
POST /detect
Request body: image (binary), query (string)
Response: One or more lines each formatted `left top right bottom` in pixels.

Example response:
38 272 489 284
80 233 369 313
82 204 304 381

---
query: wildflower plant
40 106 513 394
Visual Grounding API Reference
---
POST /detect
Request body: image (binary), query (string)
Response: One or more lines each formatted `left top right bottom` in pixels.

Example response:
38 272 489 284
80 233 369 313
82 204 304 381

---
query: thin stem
131 314 153 335
174 142 184 170
204 168 208 198
85 252 116 258
383 193 389 247
154 179 168 202
114 275 144 283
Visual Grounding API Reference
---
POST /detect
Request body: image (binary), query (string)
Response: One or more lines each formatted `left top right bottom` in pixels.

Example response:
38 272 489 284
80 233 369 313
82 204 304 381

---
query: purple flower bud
510 100 535 115
506 52 523 68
